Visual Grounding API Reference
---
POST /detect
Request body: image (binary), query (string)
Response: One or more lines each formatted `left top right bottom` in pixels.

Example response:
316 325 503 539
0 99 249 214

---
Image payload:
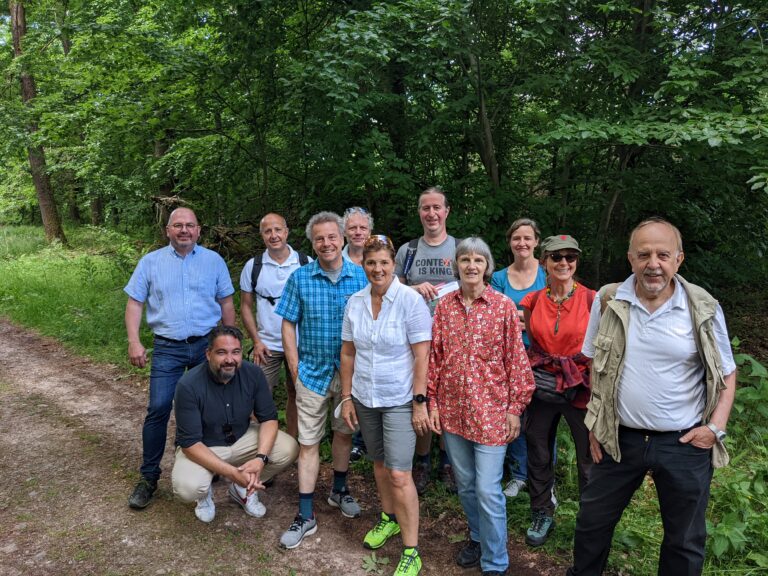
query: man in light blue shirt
275 211 368 549
124 207 235 510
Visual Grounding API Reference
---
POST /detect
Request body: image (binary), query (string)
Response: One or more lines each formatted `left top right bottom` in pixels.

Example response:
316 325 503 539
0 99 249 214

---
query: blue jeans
140 337 207 481
443 431 508 573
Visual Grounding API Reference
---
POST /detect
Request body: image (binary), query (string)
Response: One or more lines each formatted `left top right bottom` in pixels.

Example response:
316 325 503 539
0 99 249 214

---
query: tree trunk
10 0 67 244
464 54 500 192
90 194 104 226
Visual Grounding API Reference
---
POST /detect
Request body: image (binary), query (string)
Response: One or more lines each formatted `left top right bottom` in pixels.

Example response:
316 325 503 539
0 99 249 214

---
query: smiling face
544 250 579 285
363 248 395 292
311 221 344 270
457 252 488 290
628 222 684 301
418 191 450 238
260 213 289 254
166 208 200 255
344 213 370 250
206 334 243 384
509 225 539 261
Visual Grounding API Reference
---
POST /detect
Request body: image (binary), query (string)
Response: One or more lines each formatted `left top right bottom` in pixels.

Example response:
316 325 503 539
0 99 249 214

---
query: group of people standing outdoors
123 186 736 576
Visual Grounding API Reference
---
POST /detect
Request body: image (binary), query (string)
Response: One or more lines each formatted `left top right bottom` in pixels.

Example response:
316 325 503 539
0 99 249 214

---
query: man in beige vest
568 218 736 576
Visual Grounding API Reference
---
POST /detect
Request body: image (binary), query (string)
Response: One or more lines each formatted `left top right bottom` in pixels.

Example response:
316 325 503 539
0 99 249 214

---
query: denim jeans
140 337 208 481
443 431 508 573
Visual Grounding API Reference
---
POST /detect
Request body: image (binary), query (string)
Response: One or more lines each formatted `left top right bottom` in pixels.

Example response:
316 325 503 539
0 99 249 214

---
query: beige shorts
295 372 354 445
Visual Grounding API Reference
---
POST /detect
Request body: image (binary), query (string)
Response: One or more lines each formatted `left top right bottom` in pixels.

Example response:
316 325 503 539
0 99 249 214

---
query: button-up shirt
428 285 535 445
342 277 432 408
124 244 234 340
276 259 368 395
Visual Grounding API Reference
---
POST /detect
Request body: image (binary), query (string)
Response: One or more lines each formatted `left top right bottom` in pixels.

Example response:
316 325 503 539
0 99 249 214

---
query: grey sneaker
525 510 555 547
503 478 526 498
280 514 318 549
328 489 361 518
194 485 215 523
228 482 266 518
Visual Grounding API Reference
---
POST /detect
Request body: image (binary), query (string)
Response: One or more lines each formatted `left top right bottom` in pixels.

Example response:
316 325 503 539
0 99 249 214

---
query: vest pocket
592 334 613 373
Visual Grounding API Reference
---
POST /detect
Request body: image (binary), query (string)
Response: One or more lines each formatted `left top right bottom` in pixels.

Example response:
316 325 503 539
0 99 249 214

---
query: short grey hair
342 207 374 235
305 211 343 242
452 237 495 284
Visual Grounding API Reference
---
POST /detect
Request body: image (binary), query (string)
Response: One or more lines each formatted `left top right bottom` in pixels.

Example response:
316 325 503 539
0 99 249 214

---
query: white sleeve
713 304 736 376
239 259 255 292
581 292 603 358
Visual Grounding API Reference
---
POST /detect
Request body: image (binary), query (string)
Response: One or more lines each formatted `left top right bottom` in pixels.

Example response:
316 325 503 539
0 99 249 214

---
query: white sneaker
229 482 266 518
503 478 526 498
195 485 216 523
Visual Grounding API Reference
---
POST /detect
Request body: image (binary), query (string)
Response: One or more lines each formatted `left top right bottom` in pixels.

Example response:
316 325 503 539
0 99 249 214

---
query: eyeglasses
548 252 578 263
363 234 393 248
169 223 199 230
344 206 369 215
222 423 237 445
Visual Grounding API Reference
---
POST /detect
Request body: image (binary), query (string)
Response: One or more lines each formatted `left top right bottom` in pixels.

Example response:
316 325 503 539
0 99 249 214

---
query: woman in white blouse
340 235 432 575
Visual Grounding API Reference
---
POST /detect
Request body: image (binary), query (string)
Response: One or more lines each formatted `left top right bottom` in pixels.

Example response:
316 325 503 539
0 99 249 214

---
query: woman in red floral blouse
427 237 535 576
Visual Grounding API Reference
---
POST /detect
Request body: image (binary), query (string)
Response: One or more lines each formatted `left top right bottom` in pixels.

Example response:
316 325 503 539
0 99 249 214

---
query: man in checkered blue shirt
275 211 368 549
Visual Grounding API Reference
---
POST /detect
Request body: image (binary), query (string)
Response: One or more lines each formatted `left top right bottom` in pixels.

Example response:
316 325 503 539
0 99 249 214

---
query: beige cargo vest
584 275 729 468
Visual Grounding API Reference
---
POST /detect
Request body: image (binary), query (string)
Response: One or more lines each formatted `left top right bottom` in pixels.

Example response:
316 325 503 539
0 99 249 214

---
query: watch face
413 394 426 403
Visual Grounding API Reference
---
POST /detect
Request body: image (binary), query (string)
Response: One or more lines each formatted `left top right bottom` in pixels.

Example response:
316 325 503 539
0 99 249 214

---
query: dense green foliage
1 224 767 575
2 1 767 292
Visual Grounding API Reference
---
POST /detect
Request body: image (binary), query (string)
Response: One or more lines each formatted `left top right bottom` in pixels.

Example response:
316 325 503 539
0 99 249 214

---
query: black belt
619 423 700 437
155 333 208 344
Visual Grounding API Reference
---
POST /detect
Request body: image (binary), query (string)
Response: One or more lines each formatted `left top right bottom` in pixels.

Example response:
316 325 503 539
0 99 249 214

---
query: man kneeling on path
172 326 299 523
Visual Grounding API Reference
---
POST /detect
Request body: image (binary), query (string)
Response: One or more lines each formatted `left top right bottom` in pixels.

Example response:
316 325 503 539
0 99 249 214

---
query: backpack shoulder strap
297 251 309 266
598 283 620 315
250 252 265 292
401 238 420 282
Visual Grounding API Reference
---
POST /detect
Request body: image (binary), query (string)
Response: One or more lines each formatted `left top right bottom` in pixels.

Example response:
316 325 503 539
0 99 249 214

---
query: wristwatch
412 394 429 404
254 453 270 465
706 423 727 442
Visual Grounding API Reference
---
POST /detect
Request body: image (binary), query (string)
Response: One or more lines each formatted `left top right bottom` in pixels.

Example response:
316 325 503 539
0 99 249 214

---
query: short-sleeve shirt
394 236 459 286
521 284 594 356
239 247 311 352
275 259 368 395
342 277 432 408
124 244 234 340
174 361 277 449
490 266 546 347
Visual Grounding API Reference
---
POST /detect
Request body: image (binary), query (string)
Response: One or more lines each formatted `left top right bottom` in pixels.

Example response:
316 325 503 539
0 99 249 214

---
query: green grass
0 224 47 259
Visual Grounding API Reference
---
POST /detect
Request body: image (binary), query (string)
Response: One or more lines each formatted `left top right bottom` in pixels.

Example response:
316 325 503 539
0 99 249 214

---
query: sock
332 469 348 493
417 452 430 465
439 449 450 468
299 492 314 519
384 511 397 524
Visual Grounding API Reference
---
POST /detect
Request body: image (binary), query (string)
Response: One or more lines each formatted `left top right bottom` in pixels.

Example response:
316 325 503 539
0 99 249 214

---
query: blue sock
299 492 314 519
439 449 450 468
332 470 348 493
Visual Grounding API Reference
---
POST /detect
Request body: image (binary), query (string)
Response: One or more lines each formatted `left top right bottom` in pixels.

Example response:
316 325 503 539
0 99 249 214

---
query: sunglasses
344 206 369 215
222 423 237 446
549 252 578 263
364 234 394 248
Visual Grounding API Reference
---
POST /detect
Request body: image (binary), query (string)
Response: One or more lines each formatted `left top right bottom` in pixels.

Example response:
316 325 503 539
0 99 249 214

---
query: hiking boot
456 540 481 568
412 461 431 495
526 511 555 547
194 485 215 523
394 548 422 575
350 445 367 462
128 477 157 510
438 463 457 494
279 514 318 549
503 478 526 498
328 489 361 518
363 512 401 550
228 482 266 518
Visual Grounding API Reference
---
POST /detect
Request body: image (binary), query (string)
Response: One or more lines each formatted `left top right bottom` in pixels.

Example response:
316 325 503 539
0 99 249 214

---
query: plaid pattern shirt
276 259 368 395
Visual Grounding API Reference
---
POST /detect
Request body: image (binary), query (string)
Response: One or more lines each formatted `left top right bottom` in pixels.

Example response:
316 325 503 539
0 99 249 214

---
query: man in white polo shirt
568 218 736 576
240 213 311 438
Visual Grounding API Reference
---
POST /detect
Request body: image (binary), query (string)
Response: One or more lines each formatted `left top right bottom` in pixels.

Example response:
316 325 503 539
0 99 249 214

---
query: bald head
260 213 290 256
165 208 200 255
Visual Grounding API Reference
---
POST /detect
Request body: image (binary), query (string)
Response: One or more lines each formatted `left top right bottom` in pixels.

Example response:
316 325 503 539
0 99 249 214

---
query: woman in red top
520 234 595 549
428 237 534 575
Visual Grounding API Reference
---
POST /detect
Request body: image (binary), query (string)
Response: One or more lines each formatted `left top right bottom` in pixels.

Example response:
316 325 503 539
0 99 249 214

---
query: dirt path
0 318 562 576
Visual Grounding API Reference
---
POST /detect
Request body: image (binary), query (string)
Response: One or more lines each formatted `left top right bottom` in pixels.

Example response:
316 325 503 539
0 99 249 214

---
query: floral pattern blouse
427 285 535 445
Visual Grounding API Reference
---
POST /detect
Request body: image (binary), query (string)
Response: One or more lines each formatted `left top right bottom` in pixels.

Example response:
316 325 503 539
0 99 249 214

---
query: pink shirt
427 286 535 445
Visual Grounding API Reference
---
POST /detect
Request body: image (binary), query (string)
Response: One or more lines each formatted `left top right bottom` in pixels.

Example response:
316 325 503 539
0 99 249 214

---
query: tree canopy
2 0 767 291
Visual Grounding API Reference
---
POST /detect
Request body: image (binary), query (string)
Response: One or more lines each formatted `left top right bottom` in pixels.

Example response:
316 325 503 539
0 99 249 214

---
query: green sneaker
363 512 401 549
394 548 422 575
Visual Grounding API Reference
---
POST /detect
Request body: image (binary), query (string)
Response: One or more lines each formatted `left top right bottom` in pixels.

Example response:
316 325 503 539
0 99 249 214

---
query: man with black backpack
240 213 310 439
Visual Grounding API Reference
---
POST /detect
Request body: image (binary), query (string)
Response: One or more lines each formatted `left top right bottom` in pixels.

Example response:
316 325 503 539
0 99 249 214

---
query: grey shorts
353 399 416 471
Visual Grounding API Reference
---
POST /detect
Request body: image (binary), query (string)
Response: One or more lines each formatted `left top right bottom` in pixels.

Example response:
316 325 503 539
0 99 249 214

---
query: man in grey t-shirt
394 186 458 494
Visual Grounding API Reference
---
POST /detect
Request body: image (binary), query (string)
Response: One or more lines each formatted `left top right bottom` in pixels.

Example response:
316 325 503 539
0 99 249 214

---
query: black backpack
250 250 310 305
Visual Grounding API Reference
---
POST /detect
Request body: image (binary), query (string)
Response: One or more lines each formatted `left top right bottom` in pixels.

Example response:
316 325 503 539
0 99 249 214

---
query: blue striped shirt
276 259 368 395
124 244 234 340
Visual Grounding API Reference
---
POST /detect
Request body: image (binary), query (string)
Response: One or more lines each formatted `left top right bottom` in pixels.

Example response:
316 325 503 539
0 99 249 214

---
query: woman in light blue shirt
340 235 432 575
490 218 546 500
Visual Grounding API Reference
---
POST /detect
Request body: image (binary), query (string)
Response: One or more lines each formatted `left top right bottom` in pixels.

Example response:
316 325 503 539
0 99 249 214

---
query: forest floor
0 317 562 576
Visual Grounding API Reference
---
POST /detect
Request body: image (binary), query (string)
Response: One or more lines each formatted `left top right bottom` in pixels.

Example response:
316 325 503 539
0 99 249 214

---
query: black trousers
568 427 713 576
525 396 592 515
